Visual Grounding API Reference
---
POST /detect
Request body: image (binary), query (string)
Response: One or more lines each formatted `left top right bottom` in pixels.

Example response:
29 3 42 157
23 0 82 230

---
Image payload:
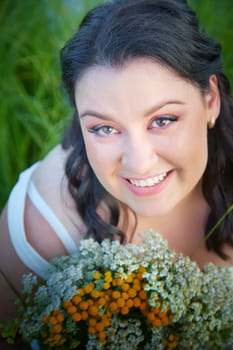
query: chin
132 206 166 218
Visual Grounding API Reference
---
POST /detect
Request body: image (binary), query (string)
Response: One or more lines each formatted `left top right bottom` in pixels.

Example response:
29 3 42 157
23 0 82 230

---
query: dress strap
8 163 51 279
27 181 77 254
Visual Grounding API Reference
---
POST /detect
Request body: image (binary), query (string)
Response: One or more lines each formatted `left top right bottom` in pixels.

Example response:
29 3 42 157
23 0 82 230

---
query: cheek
84 140 122 196
180 129 208 179
83 138 118 176
168 119 208 171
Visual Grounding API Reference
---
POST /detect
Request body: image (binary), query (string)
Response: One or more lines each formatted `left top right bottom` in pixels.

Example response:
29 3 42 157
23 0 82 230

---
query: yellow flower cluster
41 265 177 349
162 334 179 350
42 310 66 347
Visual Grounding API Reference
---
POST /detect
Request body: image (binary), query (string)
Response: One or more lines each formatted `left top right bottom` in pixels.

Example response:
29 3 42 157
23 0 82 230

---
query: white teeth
147 178 154 186
129 172 167 187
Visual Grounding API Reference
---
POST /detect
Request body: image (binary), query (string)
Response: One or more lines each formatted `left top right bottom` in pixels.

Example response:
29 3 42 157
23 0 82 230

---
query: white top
7 163 78 279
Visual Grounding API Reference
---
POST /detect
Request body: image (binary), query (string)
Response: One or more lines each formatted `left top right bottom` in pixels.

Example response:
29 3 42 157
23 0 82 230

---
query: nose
121 134 159 175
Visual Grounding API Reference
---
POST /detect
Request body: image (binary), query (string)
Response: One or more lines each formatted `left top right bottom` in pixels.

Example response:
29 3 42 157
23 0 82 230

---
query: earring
208 118 215 129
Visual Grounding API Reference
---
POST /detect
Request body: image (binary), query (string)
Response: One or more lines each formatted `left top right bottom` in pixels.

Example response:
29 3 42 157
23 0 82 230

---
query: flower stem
204 204 233 241
0 269 22 299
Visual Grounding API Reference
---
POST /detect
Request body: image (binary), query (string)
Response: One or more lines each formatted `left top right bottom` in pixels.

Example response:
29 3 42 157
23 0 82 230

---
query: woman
0 0 233 348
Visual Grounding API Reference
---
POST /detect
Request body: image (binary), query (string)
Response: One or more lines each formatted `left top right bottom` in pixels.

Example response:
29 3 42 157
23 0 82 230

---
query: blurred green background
0 0 233 210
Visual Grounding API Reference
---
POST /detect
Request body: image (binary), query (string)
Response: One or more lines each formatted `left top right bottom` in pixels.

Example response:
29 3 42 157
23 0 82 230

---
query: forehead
74 58 201 112
76 58 182 89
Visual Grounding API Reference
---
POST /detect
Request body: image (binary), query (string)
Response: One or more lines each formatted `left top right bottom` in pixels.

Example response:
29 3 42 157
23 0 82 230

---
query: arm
0 205 30 321
0 198 70 348
0 205 32 349
0 146 82 347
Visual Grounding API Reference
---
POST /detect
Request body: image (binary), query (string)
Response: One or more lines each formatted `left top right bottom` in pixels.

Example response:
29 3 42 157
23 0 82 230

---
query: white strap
27 181 77 254
8 163 51 279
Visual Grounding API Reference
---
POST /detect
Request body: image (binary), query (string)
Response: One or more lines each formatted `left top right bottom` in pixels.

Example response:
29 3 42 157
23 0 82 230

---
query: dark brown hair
61 0 233 258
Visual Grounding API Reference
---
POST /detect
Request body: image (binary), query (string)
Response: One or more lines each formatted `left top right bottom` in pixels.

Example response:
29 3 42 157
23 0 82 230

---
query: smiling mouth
127 172 168 188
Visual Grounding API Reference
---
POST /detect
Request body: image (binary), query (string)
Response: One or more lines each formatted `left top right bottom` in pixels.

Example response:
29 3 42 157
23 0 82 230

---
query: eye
87 125 119 136
150 115 177 129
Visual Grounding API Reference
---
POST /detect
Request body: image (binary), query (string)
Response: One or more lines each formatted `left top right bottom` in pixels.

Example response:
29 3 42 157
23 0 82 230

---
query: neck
132 191 210 257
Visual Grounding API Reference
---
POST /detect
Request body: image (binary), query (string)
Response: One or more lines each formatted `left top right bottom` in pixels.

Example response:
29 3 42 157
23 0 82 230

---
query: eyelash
87 115 178 136
87 125 118 136
150 115 178 129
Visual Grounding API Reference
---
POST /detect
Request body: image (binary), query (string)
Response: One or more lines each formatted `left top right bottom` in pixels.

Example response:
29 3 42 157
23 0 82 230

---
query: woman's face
75 58 220 217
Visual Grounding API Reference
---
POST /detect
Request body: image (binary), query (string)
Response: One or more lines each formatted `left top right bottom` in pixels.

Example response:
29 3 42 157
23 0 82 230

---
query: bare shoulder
0 144 85 269
26 145 86 257
32 144 70 193
32 145 80 227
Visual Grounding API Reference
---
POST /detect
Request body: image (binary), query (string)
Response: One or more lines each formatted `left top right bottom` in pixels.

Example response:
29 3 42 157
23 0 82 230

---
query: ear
205 75 221 123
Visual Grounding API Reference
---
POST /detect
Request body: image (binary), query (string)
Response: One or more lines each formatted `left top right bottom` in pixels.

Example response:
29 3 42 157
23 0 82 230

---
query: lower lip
122 171 173 197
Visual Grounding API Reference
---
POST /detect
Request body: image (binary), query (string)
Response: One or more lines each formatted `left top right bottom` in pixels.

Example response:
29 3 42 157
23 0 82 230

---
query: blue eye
88 125 118 136
151 116 177 129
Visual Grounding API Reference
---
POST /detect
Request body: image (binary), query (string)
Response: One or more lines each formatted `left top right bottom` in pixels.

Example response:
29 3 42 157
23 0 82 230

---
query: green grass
189 0 233 83
0 0 233 210
0 0 104 209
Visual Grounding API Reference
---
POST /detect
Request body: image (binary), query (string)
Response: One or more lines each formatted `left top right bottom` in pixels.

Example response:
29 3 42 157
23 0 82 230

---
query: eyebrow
79 100 185 120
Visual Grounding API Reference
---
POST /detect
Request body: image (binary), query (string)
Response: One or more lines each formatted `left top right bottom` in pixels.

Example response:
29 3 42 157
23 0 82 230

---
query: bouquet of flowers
1 231 233 349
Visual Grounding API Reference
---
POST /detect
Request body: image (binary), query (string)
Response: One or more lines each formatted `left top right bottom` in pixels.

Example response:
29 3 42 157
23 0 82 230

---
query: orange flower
89 305 99 316
117 298 125 307
133 297 141 307
72 295 82 305
109 301 118 312
63 300 72 309
121 283 130 292
126 299 134 308
120 306 129 315
72 312 82 322
51 324 62 333
98 331 106 341
91 289 101 299
79 301 89 310
81 311 88 320
67 305 77 315
48 316 58 325
128 288 137 298
112 290 121 299
84 283 94 294
139 290 147 300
